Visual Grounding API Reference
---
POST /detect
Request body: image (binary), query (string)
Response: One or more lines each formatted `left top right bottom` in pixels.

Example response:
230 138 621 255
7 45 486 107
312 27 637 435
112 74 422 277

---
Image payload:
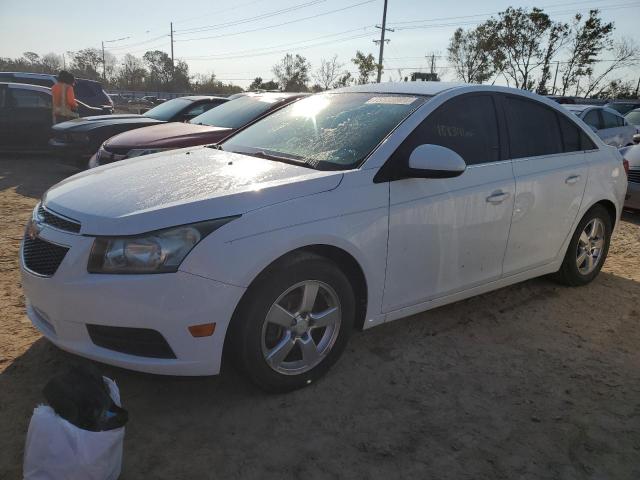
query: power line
175 0 327 35
175 0 376 42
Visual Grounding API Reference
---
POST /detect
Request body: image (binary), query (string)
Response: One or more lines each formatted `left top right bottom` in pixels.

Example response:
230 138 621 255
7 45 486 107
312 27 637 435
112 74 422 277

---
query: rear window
504 96 563 159
583 110 601 130
74 80 104 97
191 95 286 129
143 98 193 121
601 110 620 129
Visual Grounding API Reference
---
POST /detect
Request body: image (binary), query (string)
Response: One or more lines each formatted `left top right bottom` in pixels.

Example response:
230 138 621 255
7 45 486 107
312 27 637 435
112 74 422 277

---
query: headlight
87 217 238 274
126 148 169 158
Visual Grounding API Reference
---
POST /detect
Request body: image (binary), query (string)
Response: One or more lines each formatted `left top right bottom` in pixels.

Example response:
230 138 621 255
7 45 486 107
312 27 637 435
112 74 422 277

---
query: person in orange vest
51 70 78 123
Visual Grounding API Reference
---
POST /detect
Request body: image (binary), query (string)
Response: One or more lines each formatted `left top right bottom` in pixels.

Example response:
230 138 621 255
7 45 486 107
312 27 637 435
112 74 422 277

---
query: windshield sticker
365 96 418 105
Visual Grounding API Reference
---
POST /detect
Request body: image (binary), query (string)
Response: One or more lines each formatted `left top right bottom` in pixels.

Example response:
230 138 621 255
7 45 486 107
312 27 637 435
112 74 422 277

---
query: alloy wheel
576 218 605 275
261 280 342 375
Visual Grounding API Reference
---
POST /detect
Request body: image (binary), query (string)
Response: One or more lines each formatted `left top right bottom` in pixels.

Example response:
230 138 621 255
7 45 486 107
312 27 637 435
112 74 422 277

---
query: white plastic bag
23 377 125 480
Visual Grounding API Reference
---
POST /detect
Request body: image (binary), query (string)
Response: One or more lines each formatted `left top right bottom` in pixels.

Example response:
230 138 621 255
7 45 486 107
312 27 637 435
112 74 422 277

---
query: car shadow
2 271 639 479
0 156 82 199
621 210 640 225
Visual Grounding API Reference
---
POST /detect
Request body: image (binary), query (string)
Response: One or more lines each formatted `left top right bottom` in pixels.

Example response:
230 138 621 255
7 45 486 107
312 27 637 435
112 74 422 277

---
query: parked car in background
564 105 636 147
605 100 640 116
139 95 166 105
21 83 626 392
547 95 577 104
0 72 113 111
50 96 228 159
624 108 640 130
0 82 109 150
91 92 307 167
620 144 640 211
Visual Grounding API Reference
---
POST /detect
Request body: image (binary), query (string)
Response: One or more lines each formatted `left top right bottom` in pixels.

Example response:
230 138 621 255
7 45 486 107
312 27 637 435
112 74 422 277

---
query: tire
230 253 355 392
554 205 612 286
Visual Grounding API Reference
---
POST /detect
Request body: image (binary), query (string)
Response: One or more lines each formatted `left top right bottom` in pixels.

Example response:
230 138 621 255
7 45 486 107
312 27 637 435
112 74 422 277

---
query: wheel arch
591 199 617 229
222 244 369 365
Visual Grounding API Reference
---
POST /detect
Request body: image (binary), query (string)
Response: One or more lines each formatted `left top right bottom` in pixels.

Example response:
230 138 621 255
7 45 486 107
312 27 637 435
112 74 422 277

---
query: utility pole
551 61 559 95
374 0 393 83
170 22 175 69
101 41 106 81
635 76 640 98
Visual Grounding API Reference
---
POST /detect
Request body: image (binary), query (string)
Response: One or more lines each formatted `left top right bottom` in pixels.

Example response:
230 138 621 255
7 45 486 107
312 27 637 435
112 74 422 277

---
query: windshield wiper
241 150 317 169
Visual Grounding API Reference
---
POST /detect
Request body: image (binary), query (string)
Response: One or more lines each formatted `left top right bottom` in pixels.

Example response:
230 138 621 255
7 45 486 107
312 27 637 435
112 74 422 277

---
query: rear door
8 86 52 147
501 95 589 274
383 93 515 311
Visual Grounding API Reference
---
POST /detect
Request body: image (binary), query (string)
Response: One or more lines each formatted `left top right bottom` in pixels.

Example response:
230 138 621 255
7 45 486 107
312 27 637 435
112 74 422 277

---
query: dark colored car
51 96 228 159
0 72 113 111
92 92 307 167
547 95 577 104
605 100 640 116
0 82 109 151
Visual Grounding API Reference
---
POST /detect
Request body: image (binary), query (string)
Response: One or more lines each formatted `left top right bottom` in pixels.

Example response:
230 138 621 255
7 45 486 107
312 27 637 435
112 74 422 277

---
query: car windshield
143 98 192 121
625 110 640 125
190 94 286 128
221 93 426 170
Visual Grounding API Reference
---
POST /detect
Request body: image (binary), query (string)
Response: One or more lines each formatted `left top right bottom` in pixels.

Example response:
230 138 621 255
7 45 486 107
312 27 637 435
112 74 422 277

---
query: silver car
621 144 640 210
565 105 636 147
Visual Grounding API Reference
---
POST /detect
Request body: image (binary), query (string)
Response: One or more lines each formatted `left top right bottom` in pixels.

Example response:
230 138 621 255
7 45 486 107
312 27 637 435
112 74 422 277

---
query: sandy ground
1 156 639 479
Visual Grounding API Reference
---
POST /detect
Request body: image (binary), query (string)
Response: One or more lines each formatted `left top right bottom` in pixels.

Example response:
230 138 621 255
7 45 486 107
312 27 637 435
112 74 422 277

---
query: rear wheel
554 205 612 286
231 253 355 392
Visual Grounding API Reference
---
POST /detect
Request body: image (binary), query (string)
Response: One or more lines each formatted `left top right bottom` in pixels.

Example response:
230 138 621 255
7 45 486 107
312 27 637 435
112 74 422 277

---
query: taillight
623 159 629 175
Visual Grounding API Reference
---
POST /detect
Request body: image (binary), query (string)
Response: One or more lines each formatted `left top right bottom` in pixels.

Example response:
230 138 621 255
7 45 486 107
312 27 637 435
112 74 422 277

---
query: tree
116 54 147 89
536 21 570 94
248 77 279 91
68 48 103 80
594 78 637 99
23 52 40 66
447 26 495 83
583 37 638 97
333 71 352 88
480 7 567 90
192 73 243 95
41 53 63 73
143 50 174 89
272 53 310 91
313 55 343 90
559 10 614 96
352 51 378 84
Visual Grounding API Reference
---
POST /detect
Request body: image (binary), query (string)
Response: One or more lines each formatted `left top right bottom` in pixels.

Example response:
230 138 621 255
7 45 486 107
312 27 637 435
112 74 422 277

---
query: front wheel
554 205 612 286
230 253 355 392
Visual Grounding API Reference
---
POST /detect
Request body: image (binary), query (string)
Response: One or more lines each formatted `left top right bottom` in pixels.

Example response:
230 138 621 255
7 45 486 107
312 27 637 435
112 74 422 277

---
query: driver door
382 94 515 312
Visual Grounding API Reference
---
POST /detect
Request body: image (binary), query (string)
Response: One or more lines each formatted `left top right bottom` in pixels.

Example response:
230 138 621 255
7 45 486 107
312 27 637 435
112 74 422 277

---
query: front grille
38 205 81 233
628 169 640 184
86 324 176 359
22 236 69 276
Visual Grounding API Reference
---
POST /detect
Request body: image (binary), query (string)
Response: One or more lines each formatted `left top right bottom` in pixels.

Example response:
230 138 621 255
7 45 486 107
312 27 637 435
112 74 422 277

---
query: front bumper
625 181 640 210
20 225 245 376
48 137 93 157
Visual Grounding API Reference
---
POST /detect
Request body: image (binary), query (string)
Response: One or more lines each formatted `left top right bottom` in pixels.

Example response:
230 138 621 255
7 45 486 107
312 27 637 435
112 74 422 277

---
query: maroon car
90 92 308 167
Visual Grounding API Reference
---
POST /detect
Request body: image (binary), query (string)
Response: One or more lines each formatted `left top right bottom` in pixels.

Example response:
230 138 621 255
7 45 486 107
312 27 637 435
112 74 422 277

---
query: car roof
332 81 465 96
564 104 625 116
0 82 51 93
178 95 230 102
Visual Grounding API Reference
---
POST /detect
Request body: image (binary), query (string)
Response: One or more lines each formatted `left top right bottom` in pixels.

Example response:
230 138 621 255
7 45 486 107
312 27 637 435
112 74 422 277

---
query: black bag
42 364 128 432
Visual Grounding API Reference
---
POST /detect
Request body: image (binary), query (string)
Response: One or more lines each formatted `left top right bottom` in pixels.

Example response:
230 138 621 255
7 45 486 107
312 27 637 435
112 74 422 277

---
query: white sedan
21 82 627 392
564 104 637 148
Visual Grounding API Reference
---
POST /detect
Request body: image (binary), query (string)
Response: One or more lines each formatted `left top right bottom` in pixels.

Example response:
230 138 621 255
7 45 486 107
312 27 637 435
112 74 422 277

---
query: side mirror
407 144 467 179
633 133 640 144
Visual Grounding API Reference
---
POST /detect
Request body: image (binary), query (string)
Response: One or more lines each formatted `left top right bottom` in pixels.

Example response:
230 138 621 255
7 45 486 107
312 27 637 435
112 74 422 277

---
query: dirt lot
1 156 639 479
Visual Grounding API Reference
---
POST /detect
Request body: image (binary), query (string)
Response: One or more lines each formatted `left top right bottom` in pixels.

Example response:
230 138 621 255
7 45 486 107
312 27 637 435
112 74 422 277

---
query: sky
0 0 639 89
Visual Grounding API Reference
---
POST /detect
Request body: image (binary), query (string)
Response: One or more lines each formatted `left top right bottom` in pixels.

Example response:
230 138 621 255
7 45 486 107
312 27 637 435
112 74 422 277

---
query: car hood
43 147 343 235
52 114 165 133
104 122 234 150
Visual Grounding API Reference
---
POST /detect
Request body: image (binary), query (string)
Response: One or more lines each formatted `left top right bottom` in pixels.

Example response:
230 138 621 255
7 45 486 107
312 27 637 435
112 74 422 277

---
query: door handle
486 191 510 205
565 175 581 185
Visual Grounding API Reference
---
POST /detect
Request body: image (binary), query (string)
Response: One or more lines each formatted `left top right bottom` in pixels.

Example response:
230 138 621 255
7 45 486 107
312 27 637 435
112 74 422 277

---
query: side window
601 110 619 129
185 102 216 117
504 96 563 158
557 112 597 151
583 110 601 130
10 89 51 108
391 94 500 166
